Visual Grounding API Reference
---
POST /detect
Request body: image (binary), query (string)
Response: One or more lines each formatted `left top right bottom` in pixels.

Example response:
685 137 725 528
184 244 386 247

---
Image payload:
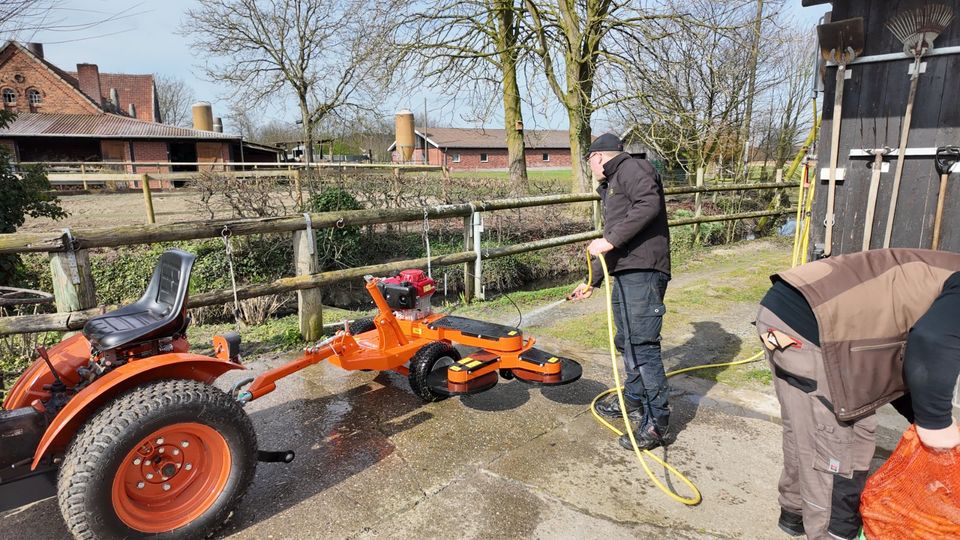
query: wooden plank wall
813 0 960 255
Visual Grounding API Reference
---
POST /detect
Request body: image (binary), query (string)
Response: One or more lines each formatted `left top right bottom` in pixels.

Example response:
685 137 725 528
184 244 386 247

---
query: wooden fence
0 181 798 340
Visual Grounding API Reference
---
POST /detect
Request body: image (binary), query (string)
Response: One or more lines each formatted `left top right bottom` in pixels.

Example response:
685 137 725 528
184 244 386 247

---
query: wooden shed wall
813 0 960 255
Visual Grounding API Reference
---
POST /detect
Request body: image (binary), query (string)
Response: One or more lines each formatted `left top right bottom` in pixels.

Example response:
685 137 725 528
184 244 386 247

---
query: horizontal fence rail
0 182 798 337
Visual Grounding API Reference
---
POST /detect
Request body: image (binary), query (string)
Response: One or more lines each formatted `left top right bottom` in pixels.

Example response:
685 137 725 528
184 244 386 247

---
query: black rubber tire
350 317 376 334
408 341 461 402
57 379 257 540
499 369 515 380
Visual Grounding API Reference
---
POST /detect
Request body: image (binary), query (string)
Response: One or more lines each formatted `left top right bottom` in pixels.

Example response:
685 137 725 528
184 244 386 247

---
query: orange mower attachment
238 270 583 404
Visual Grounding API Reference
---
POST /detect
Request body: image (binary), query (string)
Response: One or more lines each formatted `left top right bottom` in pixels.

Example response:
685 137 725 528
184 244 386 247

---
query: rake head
886 3 955 56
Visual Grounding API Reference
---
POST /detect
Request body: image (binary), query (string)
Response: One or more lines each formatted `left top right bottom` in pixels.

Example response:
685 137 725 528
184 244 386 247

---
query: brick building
389 127 572 170
0 41 278 179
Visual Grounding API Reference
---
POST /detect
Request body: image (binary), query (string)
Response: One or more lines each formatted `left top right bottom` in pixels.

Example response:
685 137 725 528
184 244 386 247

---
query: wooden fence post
293 227 323 341
141 173 156 224
80 162 88 191
462 214 474 302
472 211 484 301
693 168 705 245
294 168 303 208
49 247 96 316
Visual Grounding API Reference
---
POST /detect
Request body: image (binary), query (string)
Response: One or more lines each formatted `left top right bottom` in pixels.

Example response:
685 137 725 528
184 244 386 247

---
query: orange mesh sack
860 425 960 539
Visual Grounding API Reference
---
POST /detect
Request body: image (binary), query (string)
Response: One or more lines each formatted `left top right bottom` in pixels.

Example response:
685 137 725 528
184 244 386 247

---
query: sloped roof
407 128 571 150
65 71 158 122
0 113 238 140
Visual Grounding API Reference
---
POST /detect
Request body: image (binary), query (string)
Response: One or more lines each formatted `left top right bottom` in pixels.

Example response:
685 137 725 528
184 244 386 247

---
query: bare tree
399 0 531 189
181 0 394 164
523 1 686 193
1 1 144 42
154 74 195 127
616 1 773 175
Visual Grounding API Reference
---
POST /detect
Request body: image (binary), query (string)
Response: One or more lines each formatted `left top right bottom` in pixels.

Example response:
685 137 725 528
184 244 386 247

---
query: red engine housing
382 269 435 297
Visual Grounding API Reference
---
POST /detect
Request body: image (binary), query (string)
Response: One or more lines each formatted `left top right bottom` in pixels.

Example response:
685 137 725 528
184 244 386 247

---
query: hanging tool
933 146 960 249
817 17 864 257
882 4 955 248
862 147 891 250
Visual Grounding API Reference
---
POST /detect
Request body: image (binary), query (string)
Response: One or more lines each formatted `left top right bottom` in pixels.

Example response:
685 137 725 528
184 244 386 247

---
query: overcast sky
20 0 830 134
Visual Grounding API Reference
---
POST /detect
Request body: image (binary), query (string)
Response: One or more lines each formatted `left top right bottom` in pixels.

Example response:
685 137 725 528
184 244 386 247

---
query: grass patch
188 306 363 356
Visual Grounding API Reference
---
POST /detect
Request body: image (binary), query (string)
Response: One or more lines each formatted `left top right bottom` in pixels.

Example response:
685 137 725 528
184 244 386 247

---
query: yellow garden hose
587 252 764 506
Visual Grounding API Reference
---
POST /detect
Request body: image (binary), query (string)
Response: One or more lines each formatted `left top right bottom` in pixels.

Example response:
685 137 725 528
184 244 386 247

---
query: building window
451 152 461 163
480 152 488 163
2 88 15 105
542 152 550 162
27 89 41 105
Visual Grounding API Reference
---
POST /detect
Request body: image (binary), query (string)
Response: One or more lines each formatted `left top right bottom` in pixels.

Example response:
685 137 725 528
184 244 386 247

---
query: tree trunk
501 65 528 193
299 98 314 165
568 107 592 193
495 0 528 193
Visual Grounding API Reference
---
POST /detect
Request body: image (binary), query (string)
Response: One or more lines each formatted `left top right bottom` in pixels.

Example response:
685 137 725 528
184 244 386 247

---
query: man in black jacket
569 133 671 450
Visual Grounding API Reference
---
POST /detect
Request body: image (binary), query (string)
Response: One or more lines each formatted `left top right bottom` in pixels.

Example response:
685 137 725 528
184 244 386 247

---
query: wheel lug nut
162 483 171 491
181 441 189 448
156 437 164 445
145 473 154 480
158 448 165 454
133 458 142 465
172 449 179 456
184 463 192 471
145 460 151 466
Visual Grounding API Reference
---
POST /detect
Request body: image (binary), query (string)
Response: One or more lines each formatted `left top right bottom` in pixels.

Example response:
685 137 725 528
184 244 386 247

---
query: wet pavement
0 336 908 540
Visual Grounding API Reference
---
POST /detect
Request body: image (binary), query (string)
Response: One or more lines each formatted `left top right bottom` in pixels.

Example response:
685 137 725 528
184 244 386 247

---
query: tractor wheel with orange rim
57 379 257 539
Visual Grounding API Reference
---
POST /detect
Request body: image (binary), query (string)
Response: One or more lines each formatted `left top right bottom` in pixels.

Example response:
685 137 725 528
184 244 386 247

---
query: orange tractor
0 249 581 538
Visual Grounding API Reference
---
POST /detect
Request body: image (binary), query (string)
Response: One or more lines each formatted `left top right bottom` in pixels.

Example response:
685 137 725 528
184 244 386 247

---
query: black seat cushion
84 249 196 351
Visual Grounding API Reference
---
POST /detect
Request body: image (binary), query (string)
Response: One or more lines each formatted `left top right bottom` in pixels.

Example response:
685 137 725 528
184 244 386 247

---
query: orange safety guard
31 353 242 469
3 333 190 411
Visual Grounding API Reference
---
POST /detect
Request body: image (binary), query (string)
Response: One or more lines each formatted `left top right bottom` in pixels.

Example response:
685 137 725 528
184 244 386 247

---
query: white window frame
27 89 41 105
542 152 550 162
2 88 15 105
479 152 488 163
451 152 461 163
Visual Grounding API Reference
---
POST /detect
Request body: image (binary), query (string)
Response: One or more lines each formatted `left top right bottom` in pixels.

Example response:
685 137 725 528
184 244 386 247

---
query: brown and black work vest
774 249 960 421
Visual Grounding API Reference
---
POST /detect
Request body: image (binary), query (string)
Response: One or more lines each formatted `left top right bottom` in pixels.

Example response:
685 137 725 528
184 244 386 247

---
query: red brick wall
0 45 100 115
442 148 572 170
393 146 572 170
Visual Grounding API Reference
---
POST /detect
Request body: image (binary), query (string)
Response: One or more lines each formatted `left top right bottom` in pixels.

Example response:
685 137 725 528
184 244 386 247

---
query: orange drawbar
860 425 960 539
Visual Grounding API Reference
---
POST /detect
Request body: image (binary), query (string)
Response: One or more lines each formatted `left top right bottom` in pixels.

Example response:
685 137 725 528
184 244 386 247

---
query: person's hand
588 238 614 256
567 283 593 301
916 423 960 450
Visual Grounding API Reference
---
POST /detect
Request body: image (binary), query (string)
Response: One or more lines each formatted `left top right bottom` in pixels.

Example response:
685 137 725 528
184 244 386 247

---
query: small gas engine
376 269 436 320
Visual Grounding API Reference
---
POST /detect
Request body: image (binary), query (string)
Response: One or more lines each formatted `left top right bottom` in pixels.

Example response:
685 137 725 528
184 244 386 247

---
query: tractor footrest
428 316 521 341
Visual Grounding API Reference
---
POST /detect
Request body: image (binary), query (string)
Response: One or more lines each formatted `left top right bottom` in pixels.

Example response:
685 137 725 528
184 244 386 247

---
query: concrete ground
2 241 911 539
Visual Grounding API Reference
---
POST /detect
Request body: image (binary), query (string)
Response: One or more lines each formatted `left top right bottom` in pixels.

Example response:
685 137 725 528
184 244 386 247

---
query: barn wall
812 0 960 255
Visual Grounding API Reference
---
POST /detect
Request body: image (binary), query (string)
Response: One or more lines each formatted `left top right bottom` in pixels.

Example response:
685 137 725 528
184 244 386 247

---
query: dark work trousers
611 269 670 430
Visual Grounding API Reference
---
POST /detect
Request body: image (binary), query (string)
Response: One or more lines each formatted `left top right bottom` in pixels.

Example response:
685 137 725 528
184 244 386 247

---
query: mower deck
242 275 583 402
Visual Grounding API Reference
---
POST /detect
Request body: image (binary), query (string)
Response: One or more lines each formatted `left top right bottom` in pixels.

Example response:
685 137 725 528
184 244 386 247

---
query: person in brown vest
756 248 960 539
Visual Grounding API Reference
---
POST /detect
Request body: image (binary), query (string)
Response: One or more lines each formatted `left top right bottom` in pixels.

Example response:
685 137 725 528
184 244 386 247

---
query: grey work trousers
756 306 877 540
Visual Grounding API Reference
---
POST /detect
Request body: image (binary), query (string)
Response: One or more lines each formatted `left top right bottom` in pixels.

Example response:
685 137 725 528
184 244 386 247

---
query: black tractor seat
84 249 196 352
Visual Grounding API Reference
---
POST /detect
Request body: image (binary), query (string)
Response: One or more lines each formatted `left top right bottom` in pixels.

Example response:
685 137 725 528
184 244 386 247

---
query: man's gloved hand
568 283 593 301
916 422 960 450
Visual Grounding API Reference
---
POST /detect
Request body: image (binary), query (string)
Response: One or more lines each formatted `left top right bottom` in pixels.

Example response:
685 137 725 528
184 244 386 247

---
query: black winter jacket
590 153 671 285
